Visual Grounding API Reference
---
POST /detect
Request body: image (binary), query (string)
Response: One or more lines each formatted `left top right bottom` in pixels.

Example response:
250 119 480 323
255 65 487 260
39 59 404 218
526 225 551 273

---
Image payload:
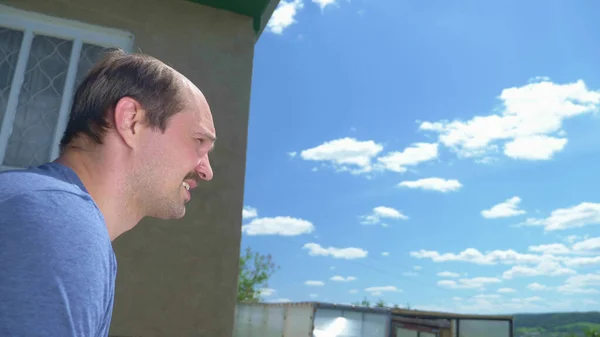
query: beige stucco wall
0 0 255 336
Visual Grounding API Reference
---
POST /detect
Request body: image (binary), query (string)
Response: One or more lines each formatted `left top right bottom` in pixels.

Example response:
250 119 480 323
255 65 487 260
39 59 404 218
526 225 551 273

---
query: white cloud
350 289 358 294
331 275 357 282
398 177 462 193
419 297 540 314
497 288 516 293
269 298 291 303
259 288 276 297
572 236 600 252
267 0 304 35
381 252 390 257
481 196 526 219
374 206 408 219
242 216 315 236
527 283 550 291
437 271 461 278
360 206 408 225
312 0 339 10
528 243 571 255
563 255 600 268
419 79 600 161
303 243 368 259
299 138 384 175
288 151 297 158
359 215 379 225
376 143 438 173
411 248 546 265
475 156 497 164
414 266 423 271
242 206 258 219
365 286 402 295
518 296 544 303
564 235 582 244
502 260 576 279
452 297 463 301
403 271 418 277
309 293 319 298
521 202 600 231
438 277 502 290
305 280 325 286
565 273 600 287
474 294 502 299
298 139 438 176
556 273 600 294
557 284 600 294
503 135 567 160
419 295 590 315
415 246 595 274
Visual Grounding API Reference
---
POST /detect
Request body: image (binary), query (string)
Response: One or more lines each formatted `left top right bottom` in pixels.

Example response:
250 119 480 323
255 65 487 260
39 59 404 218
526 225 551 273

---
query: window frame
0 4 135 169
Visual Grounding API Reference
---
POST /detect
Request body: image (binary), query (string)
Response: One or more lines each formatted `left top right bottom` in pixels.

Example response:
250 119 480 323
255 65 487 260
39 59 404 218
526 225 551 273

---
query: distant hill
514 312 600 337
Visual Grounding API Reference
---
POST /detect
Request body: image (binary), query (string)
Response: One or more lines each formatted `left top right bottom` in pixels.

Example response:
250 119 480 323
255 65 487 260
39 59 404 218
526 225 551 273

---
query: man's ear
113 97 145 148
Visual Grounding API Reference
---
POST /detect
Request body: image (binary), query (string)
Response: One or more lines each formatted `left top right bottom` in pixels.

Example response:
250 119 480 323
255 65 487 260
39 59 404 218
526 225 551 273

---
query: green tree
237 247 279 303
375 299 386 308
361 297 371 307
585 328 600 337
351 297 371 307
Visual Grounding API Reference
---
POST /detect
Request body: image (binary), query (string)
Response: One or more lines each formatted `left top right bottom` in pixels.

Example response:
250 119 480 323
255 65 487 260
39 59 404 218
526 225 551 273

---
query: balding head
60 49 189 151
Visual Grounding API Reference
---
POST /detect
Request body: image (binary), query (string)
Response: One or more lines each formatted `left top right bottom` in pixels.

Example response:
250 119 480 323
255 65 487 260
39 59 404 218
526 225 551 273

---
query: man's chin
148 205 186 220
175 207 186 219
170 206 186 220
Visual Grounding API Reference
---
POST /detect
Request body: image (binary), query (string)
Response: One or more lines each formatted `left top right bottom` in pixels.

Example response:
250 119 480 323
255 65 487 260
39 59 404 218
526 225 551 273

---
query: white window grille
0 5 134 169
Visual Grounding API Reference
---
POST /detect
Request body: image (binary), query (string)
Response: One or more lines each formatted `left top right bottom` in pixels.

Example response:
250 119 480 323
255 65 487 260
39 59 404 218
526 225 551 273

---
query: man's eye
197 138 204 144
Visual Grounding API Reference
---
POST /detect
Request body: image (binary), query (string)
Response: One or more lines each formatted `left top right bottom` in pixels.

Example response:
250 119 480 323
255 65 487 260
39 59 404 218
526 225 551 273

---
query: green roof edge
185 0 280 37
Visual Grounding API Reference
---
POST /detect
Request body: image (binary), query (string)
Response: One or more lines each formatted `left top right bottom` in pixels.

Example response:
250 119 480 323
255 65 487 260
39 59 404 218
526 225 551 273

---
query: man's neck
55 148 143 241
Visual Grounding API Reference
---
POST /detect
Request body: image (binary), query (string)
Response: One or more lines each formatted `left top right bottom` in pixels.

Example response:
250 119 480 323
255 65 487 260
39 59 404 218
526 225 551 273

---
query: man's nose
196 155 213 181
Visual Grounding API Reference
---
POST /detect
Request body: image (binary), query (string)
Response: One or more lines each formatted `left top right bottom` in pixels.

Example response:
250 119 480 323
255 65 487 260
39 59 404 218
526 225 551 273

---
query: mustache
184 172 200 182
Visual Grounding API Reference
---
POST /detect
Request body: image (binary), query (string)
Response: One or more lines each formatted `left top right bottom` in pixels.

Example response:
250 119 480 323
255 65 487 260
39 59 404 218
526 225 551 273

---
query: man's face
136 89 216 219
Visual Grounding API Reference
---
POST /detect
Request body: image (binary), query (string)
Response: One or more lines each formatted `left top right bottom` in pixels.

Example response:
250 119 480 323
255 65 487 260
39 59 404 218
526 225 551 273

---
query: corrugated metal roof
238 301 514 320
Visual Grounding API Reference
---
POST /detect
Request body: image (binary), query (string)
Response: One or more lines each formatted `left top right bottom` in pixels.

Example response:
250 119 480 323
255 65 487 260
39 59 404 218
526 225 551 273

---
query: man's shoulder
0 163 106 240
0 163 88 202
0 165 115 337
0 163 114 285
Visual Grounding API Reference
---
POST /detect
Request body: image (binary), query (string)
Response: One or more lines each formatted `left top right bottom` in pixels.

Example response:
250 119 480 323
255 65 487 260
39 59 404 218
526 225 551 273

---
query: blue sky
240 0 600 314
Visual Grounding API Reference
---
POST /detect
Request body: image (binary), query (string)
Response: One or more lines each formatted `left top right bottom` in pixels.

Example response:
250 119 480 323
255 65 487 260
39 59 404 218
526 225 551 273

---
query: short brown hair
59 49 187 151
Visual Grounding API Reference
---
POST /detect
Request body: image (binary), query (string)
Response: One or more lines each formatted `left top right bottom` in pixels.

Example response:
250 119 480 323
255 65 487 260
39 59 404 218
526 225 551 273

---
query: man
0 49 216 336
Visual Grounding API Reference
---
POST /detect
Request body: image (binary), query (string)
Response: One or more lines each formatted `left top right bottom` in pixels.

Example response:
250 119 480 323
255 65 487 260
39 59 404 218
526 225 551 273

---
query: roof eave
253 0 280 38
185 0 280 37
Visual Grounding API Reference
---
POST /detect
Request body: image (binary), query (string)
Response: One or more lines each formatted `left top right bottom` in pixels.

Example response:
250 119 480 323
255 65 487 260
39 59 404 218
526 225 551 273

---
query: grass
558 322 600 331
516 322 600 336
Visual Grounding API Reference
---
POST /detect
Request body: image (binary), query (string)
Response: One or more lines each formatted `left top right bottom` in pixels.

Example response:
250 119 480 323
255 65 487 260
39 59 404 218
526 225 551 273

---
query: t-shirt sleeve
0 191 115 337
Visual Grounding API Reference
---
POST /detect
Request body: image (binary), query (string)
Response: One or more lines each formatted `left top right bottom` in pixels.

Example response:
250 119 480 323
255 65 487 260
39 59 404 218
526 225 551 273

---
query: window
0 5 134 169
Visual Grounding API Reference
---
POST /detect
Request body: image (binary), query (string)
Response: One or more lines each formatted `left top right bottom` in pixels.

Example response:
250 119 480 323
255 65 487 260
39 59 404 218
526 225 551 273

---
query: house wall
0 0 255 336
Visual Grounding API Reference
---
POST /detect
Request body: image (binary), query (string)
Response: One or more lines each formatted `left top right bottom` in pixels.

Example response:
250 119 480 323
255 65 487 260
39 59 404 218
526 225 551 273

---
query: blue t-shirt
0 162 116 337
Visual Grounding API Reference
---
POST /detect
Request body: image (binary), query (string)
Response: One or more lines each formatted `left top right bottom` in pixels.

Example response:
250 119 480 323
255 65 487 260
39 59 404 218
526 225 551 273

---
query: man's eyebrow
195 131 216 152
195 131 216 142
